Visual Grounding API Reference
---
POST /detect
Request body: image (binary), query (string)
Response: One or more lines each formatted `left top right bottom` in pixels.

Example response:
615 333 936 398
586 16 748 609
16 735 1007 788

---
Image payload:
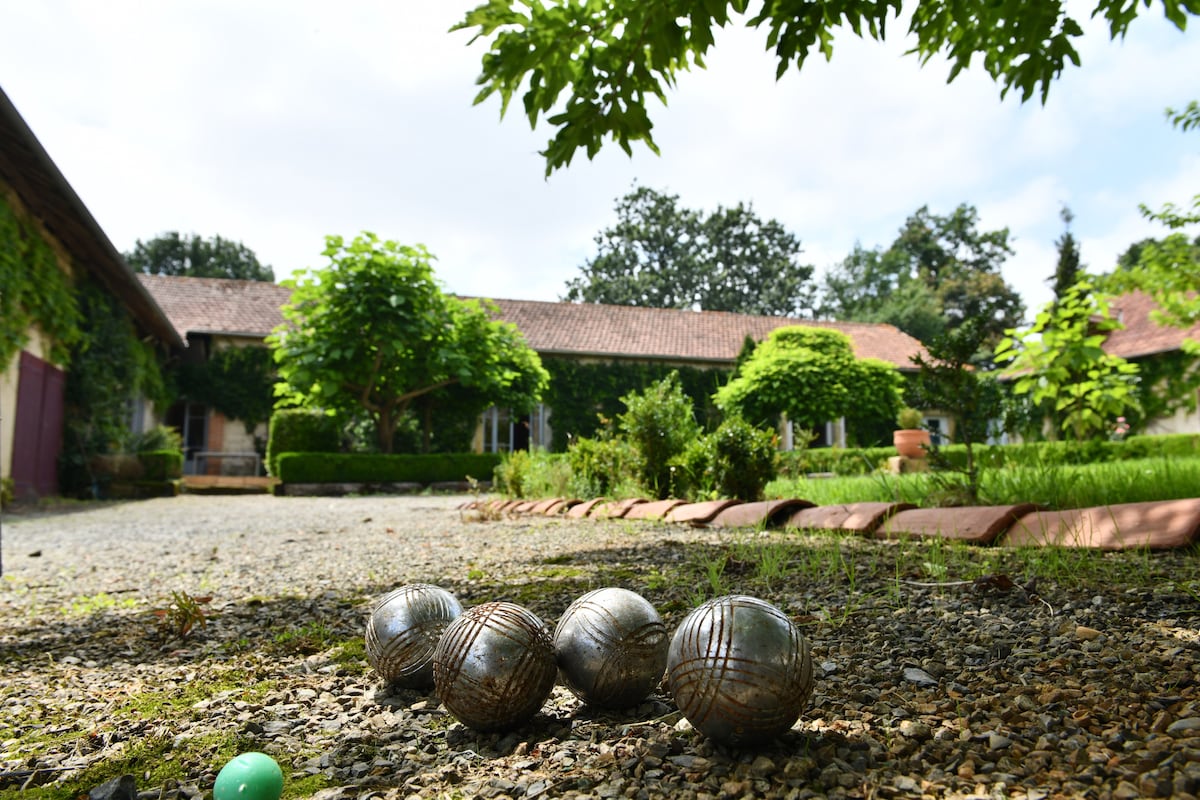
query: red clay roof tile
1103 290 1200 360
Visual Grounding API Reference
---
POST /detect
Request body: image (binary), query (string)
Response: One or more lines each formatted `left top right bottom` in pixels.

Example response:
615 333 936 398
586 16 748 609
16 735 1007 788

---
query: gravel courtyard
1 493 1199 800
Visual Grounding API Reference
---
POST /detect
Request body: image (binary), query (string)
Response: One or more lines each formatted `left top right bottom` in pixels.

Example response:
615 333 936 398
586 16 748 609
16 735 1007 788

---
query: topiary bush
267 409 340 476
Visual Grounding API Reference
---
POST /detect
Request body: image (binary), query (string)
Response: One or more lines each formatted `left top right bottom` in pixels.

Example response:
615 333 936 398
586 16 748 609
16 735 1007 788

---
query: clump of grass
767 456 1200 510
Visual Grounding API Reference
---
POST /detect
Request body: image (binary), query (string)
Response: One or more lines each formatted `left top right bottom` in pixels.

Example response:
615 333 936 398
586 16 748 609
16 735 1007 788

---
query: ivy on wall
174 344 276 433
60 278 169 495
0 191 82 367
541 358 729 451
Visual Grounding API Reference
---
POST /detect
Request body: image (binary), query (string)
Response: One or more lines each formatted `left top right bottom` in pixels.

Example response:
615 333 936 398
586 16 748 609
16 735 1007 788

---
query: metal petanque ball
365 584 463 688
433 601 557 732
667 594 813 745
553 587 669 709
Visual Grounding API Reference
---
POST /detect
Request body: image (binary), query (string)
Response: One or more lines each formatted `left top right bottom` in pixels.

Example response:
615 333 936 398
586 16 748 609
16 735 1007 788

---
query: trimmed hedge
138 450 183 481
778 433 1200 477
276 452 503 485
267 409 340 476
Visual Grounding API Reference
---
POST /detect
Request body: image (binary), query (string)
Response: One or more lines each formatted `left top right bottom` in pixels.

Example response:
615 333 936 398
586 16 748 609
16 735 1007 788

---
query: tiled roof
1104 291 1200 359
137 274 292 342
137 274 928 368
480 298 927 369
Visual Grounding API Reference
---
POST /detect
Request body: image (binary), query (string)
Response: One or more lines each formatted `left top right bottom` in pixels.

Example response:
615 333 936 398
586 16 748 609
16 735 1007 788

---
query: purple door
11 351 65 499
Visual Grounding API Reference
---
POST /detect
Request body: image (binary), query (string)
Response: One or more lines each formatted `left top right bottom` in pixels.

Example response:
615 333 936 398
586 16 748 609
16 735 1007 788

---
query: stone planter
893 429 931 459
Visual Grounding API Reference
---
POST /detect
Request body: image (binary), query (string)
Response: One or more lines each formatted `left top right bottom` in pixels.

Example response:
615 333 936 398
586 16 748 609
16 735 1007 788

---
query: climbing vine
0 191 82 367
60 279 169 496
173 344 276 433
542 358 728 450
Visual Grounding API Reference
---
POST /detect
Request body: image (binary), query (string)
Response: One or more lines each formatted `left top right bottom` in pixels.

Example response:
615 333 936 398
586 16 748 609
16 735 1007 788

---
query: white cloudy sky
2 1 1198 321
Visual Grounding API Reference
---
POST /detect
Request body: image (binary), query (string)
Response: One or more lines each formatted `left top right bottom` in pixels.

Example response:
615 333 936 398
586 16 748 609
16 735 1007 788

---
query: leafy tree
126 232 274 281
1105 102 1200 352
269 233 549 453
819 204 1023 347
565 186 815 315
454 1 1198 174
907 319 1006 503
713 326 902 432
1049 206 1083 304
994 281 1140 442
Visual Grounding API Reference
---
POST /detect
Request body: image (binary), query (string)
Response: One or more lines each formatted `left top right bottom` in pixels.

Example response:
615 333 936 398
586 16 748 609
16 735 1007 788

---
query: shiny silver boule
667 595 813 745
554 587 669 709
433 601 557 732
365 584 463 688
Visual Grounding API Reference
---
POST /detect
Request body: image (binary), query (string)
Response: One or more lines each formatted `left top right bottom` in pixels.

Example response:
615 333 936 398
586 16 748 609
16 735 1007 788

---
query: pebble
4 494 1200 800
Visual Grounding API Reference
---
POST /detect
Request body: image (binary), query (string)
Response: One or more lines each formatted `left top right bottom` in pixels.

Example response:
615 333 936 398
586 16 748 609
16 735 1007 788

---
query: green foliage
564 185 815 316
0 190 83 368
772 455 1200 511
995 281 1141 441
1106 101 1200 352
270 233 548 453
542 358 726 450
266 409 340 476
819 204 1023 349
493 449 574 498
908 320 1008 501
566 435 638 499
1050 206 1083 304
138 450 183 481
275 452 503 485
685 416 780 501
618 373 702 499
896 407 924 429
775 433 1200 480
175 345 276 433
125 231 274 281
152 590 211 641
453 1 1193 173
714 326 902 432
60 279 170 496
130 424 184 453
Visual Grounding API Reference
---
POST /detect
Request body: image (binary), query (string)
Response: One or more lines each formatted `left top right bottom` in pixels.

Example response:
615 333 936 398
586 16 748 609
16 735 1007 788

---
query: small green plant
153 591 212 641
896 407 924 429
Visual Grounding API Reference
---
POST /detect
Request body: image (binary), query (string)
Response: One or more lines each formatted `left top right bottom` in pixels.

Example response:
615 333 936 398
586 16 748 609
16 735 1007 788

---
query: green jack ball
213 752 283 800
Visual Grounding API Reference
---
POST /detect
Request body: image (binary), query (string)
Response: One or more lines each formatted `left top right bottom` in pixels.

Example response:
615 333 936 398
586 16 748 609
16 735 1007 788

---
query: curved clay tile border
786 502 915 535
493 495 1200 550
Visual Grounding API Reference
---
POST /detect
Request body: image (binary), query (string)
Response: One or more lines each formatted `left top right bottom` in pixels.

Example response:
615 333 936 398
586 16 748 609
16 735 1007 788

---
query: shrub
705 417 779 501
138 450 183 481
567 436 637 499
494 450 573 498
494 450 532 497
275 452 502 484
618 373 701 499
130 425 184 453
267 409 339 476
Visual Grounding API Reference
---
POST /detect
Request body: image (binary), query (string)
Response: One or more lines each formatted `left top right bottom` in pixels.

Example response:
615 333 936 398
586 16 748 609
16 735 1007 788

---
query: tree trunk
377 411 395 454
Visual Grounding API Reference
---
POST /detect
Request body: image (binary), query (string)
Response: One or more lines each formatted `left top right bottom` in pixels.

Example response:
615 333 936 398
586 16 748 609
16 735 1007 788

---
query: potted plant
893 407 931 459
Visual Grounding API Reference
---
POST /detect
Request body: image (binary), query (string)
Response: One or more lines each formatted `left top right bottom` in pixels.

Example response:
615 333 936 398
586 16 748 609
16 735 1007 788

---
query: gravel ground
1 494 1199 800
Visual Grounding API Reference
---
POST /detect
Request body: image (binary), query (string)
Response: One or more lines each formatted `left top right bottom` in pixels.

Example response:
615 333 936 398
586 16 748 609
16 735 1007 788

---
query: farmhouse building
1 88 181 500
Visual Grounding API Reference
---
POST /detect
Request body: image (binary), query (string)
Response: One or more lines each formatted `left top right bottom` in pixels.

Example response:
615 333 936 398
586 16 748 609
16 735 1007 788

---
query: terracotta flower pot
893 429 931 459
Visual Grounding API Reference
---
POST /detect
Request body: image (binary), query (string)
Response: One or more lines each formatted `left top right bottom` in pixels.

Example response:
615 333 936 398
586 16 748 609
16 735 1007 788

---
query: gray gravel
2 494 1199 799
